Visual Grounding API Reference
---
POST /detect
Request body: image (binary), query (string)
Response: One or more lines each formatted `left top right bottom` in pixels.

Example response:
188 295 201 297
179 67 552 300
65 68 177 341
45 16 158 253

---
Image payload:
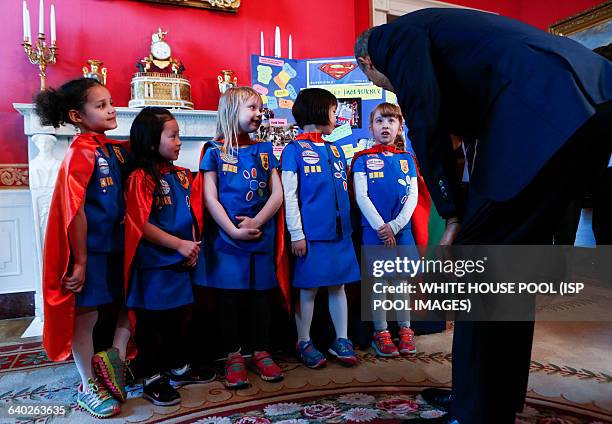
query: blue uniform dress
198 142 279 290
77 145 127 307
281 138 360 288
352 151 418 246
127 169 195 310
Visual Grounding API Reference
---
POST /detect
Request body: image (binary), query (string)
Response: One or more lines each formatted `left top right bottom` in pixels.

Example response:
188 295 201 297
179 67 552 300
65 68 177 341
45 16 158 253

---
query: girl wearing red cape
37 78 130 418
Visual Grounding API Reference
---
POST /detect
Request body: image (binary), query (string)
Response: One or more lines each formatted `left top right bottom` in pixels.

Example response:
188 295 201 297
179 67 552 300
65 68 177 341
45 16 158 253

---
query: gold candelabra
22 33 57 91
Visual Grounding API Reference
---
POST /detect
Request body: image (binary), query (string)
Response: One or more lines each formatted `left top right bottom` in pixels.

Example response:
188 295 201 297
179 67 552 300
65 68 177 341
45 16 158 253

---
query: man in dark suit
355 8 612 424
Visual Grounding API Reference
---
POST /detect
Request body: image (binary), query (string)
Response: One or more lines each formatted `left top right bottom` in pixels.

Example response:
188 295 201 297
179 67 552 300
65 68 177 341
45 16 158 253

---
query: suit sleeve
388 25 464 219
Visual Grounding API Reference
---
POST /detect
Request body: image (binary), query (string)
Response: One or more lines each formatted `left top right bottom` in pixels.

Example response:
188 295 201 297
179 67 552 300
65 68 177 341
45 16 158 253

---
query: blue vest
204 142 277 253
289 139 352 241
136 169 194 269
356 152 416 230
85 145 127 253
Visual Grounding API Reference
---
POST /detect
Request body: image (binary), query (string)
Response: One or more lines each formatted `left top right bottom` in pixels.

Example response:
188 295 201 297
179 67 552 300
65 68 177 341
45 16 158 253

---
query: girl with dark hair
36 78 129 418
124 107 215 407
281 88 360 368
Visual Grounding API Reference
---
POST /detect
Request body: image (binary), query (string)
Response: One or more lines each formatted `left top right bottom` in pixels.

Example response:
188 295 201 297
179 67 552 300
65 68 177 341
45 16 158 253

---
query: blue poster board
251 55 401 163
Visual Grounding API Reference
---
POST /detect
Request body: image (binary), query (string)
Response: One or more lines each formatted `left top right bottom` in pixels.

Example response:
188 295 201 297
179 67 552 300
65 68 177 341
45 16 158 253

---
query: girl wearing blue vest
351 102 418 357
200 87 284 388
281 88 360 368
125 107 215 407
36 78 131 418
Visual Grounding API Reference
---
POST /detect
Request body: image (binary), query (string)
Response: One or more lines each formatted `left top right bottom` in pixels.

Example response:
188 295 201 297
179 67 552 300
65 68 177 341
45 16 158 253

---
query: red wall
1 0 365 164
0 0 603 166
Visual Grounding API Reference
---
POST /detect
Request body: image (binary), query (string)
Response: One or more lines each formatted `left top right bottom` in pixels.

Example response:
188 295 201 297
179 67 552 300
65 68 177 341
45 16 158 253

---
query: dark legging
217 289 272 356
134 305 190 377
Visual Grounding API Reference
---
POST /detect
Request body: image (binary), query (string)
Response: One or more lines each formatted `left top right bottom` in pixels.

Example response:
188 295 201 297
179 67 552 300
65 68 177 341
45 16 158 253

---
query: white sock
295 288 318 341
72 309 98 388
328 285 348 340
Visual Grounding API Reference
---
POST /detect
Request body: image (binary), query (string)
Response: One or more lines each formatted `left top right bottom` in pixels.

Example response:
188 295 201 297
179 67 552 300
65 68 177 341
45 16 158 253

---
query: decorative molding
549 0 612 36
0 219 22 278
0 164 29 189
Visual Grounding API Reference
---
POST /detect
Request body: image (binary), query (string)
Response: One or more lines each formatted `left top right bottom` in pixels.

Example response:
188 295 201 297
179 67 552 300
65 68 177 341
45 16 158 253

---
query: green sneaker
92 347 127 402
77 378 120 418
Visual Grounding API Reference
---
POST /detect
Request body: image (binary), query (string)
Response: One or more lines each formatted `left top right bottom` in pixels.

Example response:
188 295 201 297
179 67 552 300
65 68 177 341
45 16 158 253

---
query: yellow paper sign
273 70 291 89
317 85 383 100
274 89 289 98
279 98 294 109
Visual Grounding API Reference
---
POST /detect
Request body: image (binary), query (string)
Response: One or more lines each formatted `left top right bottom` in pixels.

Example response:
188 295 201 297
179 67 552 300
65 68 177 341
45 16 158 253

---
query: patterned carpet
0 322 610 423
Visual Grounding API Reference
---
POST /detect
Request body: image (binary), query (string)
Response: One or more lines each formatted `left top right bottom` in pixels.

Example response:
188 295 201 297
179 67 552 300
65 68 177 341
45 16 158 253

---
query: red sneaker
224 352 249 389
398 326 417 355
371 330 400 357
252 351 284 382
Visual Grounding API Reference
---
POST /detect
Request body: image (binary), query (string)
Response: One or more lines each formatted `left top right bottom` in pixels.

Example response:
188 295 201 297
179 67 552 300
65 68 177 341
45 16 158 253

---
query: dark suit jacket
368 8 612 218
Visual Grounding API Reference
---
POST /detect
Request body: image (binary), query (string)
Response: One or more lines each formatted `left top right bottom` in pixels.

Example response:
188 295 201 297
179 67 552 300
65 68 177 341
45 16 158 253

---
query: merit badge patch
112 146 125 164
302 150 320 165
177 171 190 189
366 158 385 171
260 153 269 171
159 179 171 195
97 157 110 176
400 159 409 174
330 145 341 158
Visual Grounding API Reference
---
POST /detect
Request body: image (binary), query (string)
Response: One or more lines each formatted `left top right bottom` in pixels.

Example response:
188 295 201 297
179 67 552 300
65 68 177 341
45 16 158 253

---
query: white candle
260 31 264 56
289 34 293 59
26 8 31 41
38 0 44 35
50 4 55 43
22 1 28 40
275 26 281 58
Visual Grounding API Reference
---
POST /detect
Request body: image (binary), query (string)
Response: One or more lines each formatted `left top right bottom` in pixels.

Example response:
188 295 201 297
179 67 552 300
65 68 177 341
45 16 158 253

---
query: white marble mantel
12 103 217 324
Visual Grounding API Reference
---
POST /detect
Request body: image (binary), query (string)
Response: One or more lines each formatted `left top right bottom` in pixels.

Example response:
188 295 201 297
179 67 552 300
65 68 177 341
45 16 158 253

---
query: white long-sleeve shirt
353 172 418 234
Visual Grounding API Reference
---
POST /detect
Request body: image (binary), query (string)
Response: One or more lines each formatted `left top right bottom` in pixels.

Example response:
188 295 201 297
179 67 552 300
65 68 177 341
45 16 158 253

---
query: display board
251 55 401 163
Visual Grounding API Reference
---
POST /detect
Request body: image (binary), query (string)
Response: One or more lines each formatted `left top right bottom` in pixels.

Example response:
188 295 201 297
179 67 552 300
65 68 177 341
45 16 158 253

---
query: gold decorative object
23 34 57 91
133 0 240 12
129 28 193 109
549 1 611 37
218 70 238 94
82 59 107 85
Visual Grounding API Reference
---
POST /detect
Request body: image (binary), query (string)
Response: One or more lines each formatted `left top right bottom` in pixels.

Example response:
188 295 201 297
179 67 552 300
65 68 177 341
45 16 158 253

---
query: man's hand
292 239 307 256
440 218 461 245
62 262 86 293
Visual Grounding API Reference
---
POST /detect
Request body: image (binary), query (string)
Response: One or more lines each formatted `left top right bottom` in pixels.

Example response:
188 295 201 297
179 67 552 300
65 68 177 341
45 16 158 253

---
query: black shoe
421 388 453 410
169 363 217 387
142 374 181 406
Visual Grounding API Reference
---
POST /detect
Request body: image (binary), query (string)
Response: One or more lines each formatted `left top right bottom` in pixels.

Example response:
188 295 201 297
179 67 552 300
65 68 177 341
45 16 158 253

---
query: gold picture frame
133 0 240 13
549 1 611 49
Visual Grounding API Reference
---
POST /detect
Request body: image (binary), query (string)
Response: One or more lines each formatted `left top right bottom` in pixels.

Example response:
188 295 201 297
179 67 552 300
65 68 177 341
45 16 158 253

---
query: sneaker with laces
398 326 417 355
77 378 120 418
328 338 358 366
142 373 181 406
170 363 217 387
92 347 127 402
372 330 400 357
251 351 283 382
296 339 326 369
225 351 249 389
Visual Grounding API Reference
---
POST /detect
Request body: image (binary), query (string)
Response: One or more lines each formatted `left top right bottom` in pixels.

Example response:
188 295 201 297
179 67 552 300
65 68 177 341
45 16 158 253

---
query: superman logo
318 63 357 80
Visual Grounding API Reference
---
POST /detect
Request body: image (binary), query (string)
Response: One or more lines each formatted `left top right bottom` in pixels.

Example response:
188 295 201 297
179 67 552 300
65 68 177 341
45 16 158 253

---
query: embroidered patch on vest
302 150 320 165
366 158 384 171
400 159 409 174
260 153 269 170
303 165 322 174
298 141 312 150
112 146 125 164
222 163 238 173
97 157 110 175
177 171 190 189
368 172 384 179
330 145 341 158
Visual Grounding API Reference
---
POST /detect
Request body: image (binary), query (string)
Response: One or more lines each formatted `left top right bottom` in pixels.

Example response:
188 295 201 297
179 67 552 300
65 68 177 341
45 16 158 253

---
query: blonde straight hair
215 86 262 157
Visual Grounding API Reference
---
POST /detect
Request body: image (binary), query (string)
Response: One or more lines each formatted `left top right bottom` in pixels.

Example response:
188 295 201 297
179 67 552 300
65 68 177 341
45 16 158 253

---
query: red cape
42 133 129 362
348 143 432 248
190 141 291 311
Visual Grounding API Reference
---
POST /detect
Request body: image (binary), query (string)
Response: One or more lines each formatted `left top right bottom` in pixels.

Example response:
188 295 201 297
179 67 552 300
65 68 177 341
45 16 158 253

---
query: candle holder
22 33 57 91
